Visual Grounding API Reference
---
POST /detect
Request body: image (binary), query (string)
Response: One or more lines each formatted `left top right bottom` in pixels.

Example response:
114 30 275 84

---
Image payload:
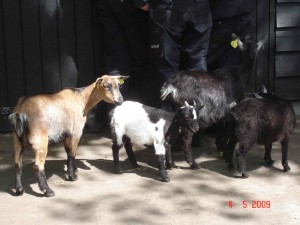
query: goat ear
261 85 268 93
95 77 103 88
231 33 238 40
231 34 244 50
115 75 130 80
115 75 129 85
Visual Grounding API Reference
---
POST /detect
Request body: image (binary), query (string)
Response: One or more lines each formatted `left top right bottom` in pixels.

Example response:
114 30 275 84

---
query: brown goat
9 75 128 197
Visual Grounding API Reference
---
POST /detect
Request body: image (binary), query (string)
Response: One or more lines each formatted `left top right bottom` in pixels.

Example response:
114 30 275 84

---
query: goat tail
8 112 29 138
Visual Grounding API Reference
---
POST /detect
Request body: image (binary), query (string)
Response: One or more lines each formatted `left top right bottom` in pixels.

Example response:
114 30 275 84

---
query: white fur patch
111 101 167 155
160 84 178 101
192 108 197 120
45 106 66 142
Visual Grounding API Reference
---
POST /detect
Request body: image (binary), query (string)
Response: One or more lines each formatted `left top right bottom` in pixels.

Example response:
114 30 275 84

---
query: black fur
34 165 55 197
66 154 77 181
227 92 296 178
161 34 263 166
142 104 175 124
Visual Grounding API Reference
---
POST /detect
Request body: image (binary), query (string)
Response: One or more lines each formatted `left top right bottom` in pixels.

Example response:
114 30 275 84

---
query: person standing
94 0 149 98
90 0 149 132
148 0 212 82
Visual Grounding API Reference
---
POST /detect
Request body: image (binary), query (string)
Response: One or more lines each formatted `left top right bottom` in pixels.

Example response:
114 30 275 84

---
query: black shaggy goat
226 87 296 178
160 34 265 168
110 101 201 182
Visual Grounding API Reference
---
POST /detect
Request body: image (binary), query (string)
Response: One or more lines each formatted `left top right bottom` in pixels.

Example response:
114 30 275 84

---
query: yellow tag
231 39 238 48
119 79 124 85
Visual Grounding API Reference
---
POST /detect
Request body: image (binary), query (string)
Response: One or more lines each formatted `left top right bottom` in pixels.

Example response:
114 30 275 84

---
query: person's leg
180 1 212 72
149 2 184 82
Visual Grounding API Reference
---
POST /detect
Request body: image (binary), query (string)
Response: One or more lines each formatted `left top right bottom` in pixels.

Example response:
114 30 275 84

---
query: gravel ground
0 117 299 225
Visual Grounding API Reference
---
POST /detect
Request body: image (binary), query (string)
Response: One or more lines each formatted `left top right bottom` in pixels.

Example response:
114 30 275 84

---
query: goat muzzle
114 96 124 106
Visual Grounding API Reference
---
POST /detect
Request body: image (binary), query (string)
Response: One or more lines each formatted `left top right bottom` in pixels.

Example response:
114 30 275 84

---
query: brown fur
9 75 128 197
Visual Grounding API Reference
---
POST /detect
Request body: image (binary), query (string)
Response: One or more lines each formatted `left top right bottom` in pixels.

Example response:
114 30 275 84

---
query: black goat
160 34 265 168
226 87 296 178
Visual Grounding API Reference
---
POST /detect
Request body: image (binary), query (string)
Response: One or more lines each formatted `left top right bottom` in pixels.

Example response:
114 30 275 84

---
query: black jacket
133 0 148 8
209 0 255 20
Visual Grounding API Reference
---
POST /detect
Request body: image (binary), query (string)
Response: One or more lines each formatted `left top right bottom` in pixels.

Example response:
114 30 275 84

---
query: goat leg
67 154 78 181
224 130 237 170
158 154 170 182
264 142 275 166
165 144 172 170
182 130 200 169
236 145 249 179
112 142 123 174
215 120 226 153
281 138 291 172
15 164 24 196
123 136 140 169
34 165 55 197
14 140 24 196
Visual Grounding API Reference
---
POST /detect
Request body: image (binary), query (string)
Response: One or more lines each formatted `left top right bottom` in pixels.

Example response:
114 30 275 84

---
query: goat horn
193 100 196 107
261 85 268 93
184 101 189 107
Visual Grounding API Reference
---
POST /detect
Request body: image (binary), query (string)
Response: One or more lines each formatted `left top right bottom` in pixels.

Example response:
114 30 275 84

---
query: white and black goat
160 34 265 168
9 75 128 197
226 87 296 178
110 101 201 182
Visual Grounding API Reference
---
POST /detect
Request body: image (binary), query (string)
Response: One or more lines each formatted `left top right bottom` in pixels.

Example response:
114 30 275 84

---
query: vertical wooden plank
2 0 25 106
256 0 270 91
58 0 78 88
91 1 106 79
75 0 95 87
39 0 61 93
269 0 276 93
21 0 43 95
0 0 9 106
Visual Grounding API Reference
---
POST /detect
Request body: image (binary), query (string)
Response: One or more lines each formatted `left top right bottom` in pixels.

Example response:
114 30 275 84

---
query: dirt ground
0 116 299 225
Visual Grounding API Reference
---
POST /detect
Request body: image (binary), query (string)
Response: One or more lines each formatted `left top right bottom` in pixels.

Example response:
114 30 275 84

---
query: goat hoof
166 164 172 170
133 164 141 169
242 173 249 179
265 159 275 166
114 167 123 174
191 163 201 170
68 174 78 181
162 177 170 182
283 165 291 172
15 188 24 196
44 188 55 197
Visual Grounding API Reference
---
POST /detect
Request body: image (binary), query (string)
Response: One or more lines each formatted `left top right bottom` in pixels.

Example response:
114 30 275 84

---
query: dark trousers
92 0 148 129
149 0 212 81
95 0 148 94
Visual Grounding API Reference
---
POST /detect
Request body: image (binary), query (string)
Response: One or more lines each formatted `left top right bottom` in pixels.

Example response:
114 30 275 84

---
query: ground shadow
0 159 91 197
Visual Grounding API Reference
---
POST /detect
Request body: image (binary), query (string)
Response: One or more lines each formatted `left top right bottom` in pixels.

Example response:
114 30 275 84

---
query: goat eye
103 82 110 89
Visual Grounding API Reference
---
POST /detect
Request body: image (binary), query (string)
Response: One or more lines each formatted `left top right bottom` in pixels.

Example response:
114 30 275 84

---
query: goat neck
164 113 182 145
81 82 102 116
